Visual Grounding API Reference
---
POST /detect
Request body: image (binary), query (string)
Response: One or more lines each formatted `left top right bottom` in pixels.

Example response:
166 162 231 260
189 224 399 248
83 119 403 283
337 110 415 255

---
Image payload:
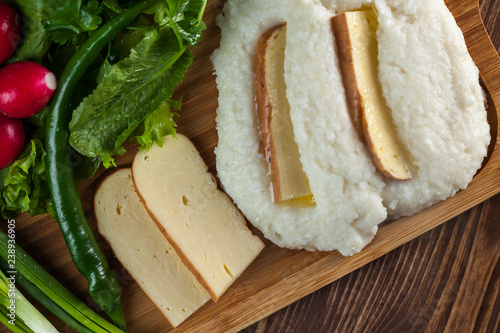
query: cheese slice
132 134 265 301
254 24 313 203
94 168 210 328
332 10 412 180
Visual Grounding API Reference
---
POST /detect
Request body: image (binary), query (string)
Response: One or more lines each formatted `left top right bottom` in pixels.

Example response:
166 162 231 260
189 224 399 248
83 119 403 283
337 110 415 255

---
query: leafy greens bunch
0 0 207 219
0 0 207 330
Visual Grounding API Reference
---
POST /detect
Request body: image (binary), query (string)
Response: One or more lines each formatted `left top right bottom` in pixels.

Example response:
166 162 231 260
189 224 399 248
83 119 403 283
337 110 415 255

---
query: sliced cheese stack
94 168 210 327
132 134 265 301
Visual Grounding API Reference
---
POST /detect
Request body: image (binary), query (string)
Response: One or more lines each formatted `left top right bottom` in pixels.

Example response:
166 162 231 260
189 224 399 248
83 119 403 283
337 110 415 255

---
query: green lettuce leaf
68 26 194 167
133 98 180 150
0 139 49 219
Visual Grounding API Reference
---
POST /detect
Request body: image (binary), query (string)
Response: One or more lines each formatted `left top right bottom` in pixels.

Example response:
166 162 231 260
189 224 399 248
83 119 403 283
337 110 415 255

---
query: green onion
0 230 124 333
0 268 57 333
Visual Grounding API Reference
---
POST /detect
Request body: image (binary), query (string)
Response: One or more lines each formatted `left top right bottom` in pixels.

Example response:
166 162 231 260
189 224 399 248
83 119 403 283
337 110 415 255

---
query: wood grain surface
243 194 500 333
242 0 500 332
1 0 499 332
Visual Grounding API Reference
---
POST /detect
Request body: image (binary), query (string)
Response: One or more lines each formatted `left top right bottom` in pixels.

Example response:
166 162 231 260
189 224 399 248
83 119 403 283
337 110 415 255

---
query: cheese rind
132 134 265 301
94 168 210 328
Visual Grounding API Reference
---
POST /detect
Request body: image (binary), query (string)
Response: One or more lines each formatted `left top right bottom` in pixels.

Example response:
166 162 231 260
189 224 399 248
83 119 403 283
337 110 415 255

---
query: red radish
0 1 21 64
0 61 57 118
0 112 24 169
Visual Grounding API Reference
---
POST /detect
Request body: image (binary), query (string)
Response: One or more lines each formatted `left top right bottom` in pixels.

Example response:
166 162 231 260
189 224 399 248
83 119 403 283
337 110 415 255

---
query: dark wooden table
0 1 497 332
241 1 500 332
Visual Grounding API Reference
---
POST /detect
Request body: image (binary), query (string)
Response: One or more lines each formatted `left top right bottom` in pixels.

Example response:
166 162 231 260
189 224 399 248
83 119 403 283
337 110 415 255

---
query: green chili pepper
45 1 152 330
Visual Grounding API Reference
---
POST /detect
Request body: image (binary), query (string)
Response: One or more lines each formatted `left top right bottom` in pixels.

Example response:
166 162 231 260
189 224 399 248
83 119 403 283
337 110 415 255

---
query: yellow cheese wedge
94 168 210 328
132 134 265 301
254 24 314 202
332 10 412 180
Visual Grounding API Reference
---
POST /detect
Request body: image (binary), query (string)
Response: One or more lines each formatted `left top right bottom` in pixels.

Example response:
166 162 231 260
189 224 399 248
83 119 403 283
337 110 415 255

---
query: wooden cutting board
3 0 500 332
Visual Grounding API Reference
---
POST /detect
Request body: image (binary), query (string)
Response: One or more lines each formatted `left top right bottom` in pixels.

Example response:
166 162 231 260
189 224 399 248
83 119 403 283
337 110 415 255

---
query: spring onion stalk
0 268 58 333
0 258 97 333
0 230 124 333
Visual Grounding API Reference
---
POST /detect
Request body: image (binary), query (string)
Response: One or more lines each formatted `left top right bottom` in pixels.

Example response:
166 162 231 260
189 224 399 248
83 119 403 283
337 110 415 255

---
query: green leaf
176 17 206 46
4 0 51 63
133 99 180 150
148 0 207 46
42 0 103 45
0 138 49 219
69 27 193 167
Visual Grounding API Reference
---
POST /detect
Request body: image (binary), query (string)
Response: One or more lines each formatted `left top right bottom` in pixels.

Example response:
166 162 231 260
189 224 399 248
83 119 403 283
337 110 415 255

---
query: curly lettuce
0 139 49 219
132 98 180 151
